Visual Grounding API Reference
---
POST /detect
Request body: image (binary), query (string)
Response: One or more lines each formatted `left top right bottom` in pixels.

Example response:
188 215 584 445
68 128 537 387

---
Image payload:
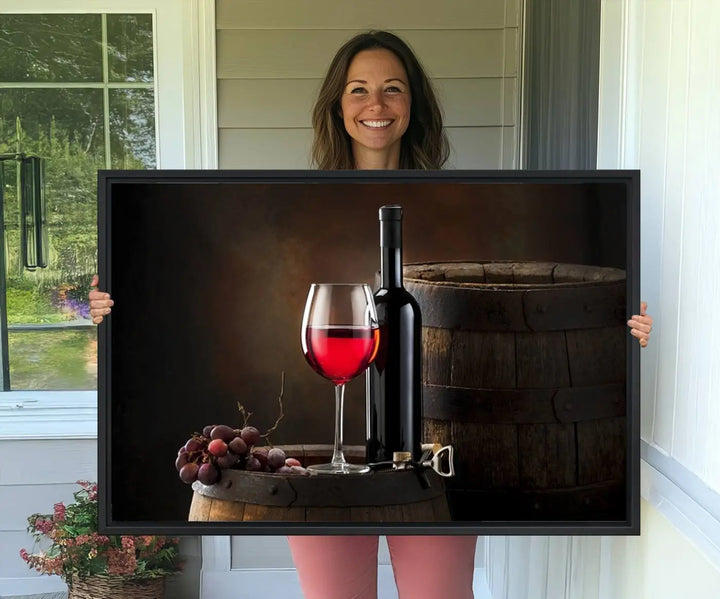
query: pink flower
21 482 180 579
121 536 135 550
34 517 54 535
107 547 137 575
53 503 66 521
44 556 63 576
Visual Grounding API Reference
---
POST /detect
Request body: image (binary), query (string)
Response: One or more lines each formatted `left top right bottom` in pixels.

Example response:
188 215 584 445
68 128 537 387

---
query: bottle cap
379 205 402 221
379 205 402 248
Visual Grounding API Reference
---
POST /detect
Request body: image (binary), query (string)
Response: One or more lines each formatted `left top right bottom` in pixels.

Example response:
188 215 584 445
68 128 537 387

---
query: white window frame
0 0 217 440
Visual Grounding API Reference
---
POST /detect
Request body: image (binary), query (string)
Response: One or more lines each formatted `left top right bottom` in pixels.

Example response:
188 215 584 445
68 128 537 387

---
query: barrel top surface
403 261 626 289
404 261 627 331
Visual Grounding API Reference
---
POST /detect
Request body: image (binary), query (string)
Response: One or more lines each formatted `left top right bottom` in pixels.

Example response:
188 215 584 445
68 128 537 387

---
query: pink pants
287 535 477 599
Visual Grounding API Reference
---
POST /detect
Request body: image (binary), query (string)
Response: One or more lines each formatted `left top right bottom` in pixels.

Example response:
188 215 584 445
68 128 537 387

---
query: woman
90 31 653 599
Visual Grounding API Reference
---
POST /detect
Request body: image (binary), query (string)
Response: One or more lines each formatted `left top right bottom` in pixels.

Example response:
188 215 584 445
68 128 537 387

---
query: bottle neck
380 219 403 289
381 246 403 288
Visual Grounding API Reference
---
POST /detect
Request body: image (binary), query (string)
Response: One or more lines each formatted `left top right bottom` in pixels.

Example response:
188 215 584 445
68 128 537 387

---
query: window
0 1 212 438
0 13 156 390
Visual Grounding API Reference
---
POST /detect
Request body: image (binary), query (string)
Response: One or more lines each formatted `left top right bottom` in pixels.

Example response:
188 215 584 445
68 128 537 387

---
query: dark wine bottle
366 204 422 463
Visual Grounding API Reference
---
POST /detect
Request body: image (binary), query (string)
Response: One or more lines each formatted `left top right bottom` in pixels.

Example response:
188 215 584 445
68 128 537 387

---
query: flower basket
20 481 182 596
68 574 165 599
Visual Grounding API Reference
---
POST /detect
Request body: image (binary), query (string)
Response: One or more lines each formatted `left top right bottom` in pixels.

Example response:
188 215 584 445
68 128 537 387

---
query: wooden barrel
404 261 627 521
188 445 450 523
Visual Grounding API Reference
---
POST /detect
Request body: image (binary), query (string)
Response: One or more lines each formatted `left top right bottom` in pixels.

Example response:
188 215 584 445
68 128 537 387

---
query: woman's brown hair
311 31 449 170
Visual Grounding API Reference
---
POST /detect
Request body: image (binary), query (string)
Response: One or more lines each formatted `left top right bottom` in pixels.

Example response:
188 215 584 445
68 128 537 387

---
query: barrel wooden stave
188 445 451 523
407 261 627 521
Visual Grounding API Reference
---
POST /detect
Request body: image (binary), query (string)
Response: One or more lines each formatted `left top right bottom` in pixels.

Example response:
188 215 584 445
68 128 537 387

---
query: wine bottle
366 205 422 463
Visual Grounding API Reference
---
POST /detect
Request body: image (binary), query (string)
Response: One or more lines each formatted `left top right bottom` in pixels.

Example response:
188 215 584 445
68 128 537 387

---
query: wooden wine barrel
404 261 627 521
188 445 450 522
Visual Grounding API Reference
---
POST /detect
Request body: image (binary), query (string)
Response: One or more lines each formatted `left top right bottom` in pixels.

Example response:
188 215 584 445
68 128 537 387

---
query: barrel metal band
193 468 447 507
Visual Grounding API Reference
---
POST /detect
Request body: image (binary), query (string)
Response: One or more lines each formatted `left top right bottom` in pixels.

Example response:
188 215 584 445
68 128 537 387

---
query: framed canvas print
97 169 640 535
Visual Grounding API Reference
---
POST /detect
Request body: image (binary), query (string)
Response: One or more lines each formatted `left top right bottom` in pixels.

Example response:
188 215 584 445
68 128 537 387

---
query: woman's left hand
627 301 653 348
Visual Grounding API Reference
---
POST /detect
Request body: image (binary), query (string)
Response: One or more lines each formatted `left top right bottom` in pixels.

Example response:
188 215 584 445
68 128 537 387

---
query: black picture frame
97 169 640 536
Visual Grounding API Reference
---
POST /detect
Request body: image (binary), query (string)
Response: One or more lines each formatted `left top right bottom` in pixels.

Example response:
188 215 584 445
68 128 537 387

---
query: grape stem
261 371 286 444
235 371 286 444
236 403 253 427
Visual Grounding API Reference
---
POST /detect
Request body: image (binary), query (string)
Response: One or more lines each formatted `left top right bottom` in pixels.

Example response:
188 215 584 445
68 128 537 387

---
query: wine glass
301 283 379 474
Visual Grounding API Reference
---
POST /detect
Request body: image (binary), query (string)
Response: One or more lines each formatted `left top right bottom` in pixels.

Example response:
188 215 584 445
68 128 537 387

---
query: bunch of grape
175 424 308 485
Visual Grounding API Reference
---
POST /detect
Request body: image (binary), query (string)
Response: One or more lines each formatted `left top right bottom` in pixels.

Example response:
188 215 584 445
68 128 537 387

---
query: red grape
179 462 199 483
175 454 189 471
252 447 269 467
216 453 239 469
198 463 219 485
267 448 286 469
208 439 228 457
184 438 204 453
246 456 262 472
285 457 302 468
240 426 261 446
276 465 292 474
202 424 215 438
228 437 248 455
211 425 236 443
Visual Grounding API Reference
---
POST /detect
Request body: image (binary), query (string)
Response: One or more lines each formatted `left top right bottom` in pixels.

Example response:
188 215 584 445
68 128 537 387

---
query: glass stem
331 383 346 466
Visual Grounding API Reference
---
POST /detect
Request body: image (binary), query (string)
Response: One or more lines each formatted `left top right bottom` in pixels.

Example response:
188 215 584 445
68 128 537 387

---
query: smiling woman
310 30 448 171
339 49 412 169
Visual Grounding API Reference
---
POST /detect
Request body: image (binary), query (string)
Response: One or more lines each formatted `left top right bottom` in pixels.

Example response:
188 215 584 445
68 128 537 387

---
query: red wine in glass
304 325 380 385
301 284 379 474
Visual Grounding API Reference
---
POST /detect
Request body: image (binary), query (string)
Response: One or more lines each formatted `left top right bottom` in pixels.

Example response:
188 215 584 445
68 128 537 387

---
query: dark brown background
106 178 626 522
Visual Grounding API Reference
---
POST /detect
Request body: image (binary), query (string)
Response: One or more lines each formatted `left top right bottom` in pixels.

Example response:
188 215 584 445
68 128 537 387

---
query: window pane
8 328 97 390
2 89 104 390
0 12 157 391
107 14 154 83
0 88 106 157
1 88 104 283
0 14 102 82
110 88 156 168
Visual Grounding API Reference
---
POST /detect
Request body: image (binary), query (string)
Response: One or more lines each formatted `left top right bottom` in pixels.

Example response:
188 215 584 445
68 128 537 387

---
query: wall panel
216 1 521 170
216 0 509 30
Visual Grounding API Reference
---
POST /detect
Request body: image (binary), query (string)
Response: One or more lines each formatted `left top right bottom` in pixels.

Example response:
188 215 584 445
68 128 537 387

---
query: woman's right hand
89 274 113 324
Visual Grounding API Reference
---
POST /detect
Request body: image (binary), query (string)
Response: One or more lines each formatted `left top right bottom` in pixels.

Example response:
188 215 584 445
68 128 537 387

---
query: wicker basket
67 575 165 599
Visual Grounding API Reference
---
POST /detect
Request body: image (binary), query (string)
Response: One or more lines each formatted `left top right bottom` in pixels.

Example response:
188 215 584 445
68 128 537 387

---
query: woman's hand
89 274 113 324
627 301 653 348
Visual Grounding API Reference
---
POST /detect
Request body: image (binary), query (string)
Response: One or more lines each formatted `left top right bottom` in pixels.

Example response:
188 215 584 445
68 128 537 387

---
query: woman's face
339 48 411 166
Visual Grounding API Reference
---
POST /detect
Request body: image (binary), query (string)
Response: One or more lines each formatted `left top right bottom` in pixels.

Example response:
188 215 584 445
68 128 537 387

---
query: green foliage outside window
0 13 155 390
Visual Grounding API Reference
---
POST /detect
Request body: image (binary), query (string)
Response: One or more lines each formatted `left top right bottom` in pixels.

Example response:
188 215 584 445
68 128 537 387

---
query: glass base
307 462 370 474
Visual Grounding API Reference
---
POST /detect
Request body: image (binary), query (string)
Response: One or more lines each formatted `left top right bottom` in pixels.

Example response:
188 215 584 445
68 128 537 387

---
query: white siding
0 439 97 593
215 0 521 169
599 0 720 492
0 436 201 599
487 1 720 597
